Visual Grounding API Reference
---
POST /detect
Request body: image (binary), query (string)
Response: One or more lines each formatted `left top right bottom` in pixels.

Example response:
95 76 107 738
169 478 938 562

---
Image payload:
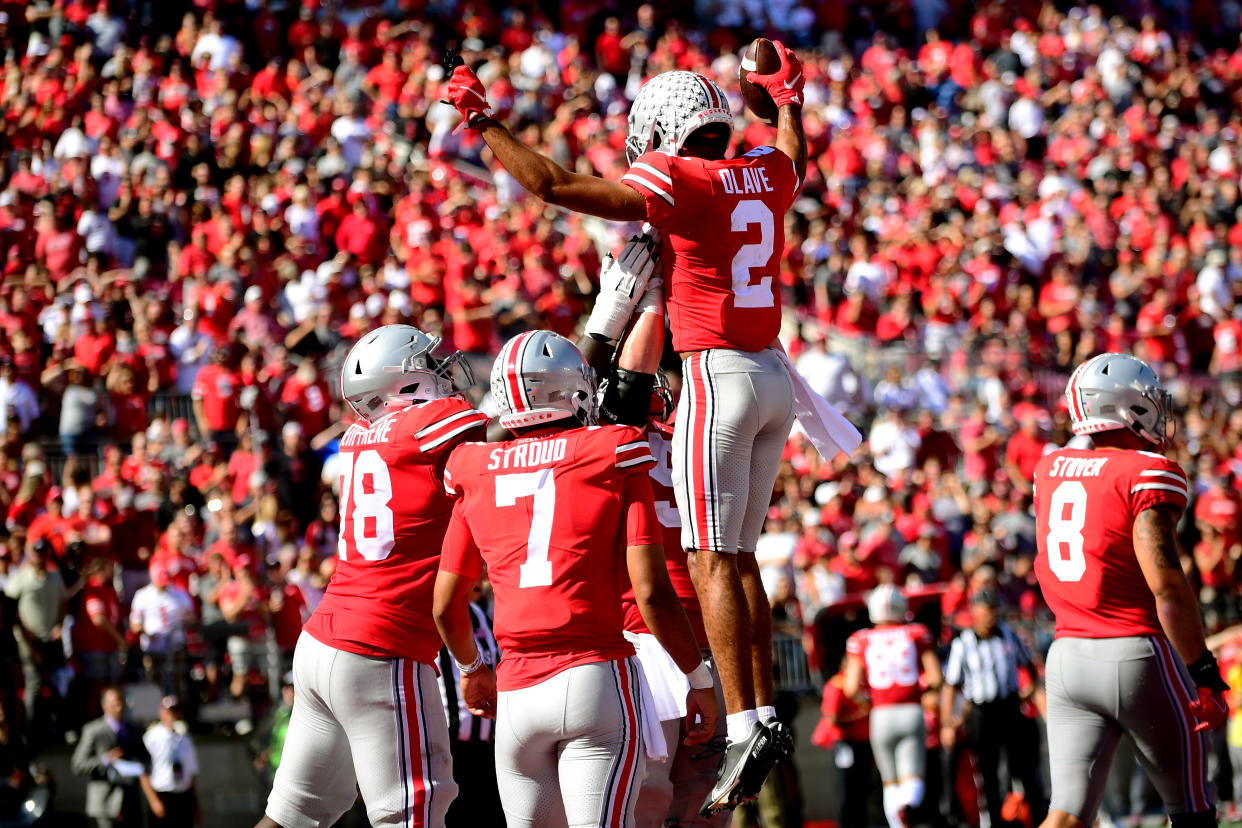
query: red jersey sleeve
1128 452 1189 515
621 152 676 227
845 629 865 657
621 468 661 549
403 397 489 460
911 623 933 653
191 366 209 400
613 425 656 471
440 501 485 581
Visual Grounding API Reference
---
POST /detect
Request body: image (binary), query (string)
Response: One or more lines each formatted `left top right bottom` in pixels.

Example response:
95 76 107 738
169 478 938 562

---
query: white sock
726 709 760 744
882 784 904 828
757 705 777 723
900 777 925 810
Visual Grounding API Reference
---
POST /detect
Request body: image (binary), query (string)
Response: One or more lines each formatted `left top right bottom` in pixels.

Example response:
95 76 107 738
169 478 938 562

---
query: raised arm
444 66 646 222
744 41 807 184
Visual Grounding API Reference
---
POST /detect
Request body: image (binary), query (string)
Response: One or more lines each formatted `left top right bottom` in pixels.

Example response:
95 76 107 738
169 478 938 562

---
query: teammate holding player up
1034 353 1229 828
444 42 808 813
433 330 718 828
257 325 488 828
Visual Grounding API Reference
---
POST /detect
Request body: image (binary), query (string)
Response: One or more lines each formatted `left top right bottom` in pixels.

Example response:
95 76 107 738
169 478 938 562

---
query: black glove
1188 649 1229 693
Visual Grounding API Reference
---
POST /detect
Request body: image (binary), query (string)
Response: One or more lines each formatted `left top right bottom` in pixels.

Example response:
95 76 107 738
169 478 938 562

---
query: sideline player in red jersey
841 584 942 828
444 42 808 811
1033 353 1228 828
257 325 488 828
433 330 718 828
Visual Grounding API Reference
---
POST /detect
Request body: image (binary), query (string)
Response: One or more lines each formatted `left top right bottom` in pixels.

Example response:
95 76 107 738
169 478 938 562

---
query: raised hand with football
739 38 804 124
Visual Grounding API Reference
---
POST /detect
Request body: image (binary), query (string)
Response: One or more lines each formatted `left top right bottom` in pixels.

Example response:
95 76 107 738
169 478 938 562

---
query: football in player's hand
739 37 781 125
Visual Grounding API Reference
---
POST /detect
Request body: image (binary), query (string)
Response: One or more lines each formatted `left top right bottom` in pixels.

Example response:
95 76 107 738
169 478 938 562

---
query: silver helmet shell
1065 353 1172 448
625 71 733 165
491 330 597 430
339 325 471 422
867 583 909 625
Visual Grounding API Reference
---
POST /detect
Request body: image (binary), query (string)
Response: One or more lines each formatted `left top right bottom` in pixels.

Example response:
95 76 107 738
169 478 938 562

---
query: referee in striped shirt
940 588 1046 828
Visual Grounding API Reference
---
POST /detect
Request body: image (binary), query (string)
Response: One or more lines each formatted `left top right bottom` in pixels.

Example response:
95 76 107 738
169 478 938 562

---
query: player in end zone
1033 353 1229 828
257 325 488 828
444 42 807 813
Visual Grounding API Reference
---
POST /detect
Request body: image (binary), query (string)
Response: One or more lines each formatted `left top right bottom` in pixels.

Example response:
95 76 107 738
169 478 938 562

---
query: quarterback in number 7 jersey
1032 353 1228 828
434 330 718 828
259 325 488 828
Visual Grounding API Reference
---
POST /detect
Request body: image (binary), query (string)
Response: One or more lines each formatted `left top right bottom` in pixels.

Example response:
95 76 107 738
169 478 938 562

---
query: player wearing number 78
256 325 489 828
1032 353 1228 828
433 330 719 828
444 42 808 814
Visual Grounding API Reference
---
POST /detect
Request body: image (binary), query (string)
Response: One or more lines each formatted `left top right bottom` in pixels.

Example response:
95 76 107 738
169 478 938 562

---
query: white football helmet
339 325 472 421
625 71 733 164
867 584 908 625
491 330 597 430
1065 353 1172 448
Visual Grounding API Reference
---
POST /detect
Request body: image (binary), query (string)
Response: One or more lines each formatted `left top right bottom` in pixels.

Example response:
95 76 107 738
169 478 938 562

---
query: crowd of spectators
2 0 1242 821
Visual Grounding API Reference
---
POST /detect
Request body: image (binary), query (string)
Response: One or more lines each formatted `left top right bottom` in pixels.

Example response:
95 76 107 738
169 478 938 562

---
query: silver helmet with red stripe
491 330 598 430
866 583 908 625
1065 353 1172 448
625 71 733 165
340 324 472 422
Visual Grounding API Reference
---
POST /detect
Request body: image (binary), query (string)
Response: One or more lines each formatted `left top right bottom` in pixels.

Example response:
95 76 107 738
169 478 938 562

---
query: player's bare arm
1133 504 1208 665
433 569 498 718
921 648 943 691
627 541 721 743
744 41 807 183
840 654 866 699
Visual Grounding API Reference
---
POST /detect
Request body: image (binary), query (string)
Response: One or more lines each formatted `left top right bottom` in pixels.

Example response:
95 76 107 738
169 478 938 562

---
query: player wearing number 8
257 325 488 828
434 330 719 828
443 43 808 814
1033 353 1228 828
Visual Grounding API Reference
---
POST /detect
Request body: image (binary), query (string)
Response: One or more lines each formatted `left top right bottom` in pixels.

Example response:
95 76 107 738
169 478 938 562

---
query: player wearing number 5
257 325 488 828
841 584 942 828
1033 353 1227 828
444 43 807 813
433 330 719 828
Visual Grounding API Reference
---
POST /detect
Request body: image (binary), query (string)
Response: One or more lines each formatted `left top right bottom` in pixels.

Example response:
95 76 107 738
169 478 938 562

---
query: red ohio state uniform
1033 448 1190 639
440 424 659 691
302 397 488 663
622 146 799 353
845 624 934 707
621 420 708 648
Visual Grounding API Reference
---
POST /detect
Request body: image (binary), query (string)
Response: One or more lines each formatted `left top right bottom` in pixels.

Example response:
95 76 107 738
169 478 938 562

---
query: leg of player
737 553 773 712
688 551 755 718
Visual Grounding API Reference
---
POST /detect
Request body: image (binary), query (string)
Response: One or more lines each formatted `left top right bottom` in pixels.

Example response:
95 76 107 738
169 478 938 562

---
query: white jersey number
337 449 396 562
1046 480 1087 582
495 469 556 588
864 634 919 690
646 432 680 529
730 199 775 308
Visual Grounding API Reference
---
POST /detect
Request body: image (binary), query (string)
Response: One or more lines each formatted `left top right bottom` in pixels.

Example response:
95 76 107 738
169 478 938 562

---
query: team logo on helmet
491 330 598 430
1065 353 1173 448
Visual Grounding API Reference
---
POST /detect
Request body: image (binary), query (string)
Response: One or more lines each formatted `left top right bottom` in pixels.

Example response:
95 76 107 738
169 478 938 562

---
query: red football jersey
302 397 488 663
621 147 798 353
621 420 708 648
440 425 660 691
1033 448 1190 639
845 623 933 707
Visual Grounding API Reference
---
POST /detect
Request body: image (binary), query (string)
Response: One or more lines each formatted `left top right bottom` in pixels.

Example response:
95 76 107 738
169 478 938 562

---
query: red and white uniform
440 424 658 828
302 396 489 663
267 397 486 828
1033 448 1211 823
1033 448 1189 639
845 623 933 707
622 146 798 353
623 146 800 556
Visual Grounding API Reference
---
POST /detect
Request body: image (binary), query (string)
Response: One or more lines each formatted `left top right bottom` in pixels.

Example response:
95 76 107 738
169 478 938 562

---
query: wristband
455 651 484 675
1188 649 1229 693
687 661 714 690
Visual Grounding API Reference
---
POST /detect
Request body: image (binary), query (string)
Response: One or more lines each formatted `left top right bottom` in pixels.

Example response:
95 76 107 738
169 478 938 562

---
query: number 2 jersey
621 146 798 353
440 425 661 691
1033 448 1190 640
302 397 489 663
845 623 933 707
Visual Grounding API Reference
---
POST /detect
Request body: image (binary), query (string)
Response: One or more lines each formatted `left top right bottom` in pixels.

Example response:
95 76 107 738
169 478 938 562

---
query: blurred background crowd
3 0 1242 824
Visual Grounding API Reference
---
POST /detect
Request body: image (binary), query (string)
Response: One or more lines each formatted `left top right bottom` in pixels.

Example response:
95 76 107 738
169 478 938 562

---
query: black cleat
699 722 778 817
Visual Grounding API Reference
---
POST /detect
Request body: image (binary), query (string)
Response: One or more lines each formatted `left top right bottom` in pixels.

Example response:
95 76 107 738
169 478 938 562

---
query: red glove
443 64 494 129
1189 686 1228 732
746 40 804 108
